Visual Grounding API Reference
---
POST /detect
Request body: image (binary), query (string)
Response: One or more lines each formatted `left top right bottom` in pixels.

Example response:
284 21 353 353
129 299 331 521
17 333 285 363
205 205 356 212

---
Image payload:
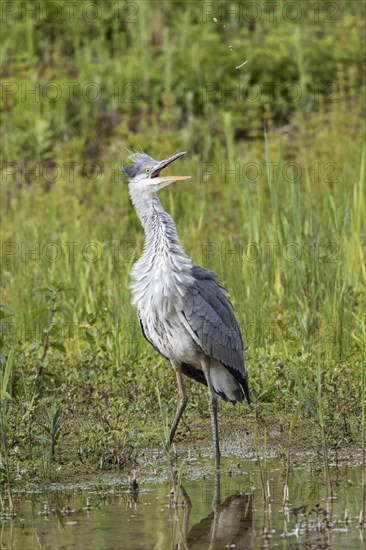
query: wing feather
182 266 250 403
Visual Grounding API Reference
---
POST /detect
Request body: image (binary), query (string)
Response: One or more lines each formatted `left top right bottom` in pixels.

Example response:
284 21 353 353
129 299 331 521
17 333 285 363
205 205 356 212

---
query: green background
1 0 365 477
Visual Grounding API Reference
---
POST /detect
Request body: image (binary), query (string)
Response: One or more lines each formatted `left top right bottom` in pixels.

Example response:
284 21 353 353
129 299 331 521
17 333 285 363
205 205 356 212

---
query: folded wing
182 266 250 404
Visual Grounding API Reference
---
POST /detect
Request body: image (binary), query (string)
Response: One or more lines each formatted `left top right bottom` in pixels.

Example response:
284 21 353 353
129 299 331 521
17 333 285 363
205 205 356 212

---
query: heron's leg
167 360 188 450
200 356 220 463
210 470 222 546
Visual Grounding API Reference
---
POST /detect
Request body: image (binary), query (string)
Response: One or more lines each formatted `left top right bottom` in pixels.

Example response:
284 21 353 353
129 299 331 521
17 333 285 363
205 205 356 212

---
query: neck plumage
129 190 194 312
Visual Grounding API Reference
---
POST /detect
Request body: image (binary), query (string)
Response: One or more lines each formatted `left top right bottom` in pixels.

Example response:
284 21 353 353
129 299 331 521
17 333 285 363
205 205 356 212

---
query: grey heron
172 472 252 549
122 151 250 460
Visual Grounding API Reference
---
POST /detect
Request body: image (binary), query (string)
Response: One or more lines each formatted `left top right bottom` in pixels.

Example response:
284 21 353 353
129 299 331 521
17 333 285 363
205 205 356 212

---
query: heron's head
121 151 189 195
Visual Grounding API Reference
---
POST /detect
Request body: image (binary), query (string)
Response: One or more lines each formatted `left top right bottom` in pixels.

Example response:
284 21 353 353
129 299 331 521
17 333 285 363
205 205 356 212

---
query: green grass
0 0 365 482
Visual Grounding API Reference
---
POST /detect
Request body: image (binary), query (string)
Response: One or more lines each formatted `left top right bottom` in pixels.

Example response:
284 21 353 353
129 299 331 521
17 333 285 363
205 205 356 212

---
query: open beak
150 152 190 185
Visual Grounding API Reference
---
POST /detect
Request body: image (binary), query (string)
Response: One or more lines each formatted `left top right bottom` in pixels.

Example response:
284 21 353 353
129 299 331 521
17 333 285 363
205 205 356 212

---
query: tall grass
0 0 364 476
291 354 332 501
361 320 365 526
0 351 15 514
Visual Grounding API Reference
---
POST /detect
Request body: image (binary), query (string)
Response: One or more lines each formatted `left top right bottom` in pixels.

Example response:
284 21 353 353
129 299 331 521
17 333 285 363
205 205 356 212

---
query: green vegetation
0 0 365 485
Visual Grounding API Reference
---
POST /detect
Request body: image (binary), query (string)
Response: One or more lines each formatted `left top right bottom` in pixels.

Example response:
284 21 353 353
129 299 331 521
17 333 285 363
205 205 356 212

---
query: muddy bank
12 432 365 493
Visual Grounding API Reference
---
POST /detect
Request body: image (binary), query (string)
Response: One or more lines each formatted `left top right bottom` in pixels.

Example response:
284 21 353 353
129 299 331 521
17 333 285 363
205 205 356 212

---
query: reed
360 320 365 527
0 351 15 514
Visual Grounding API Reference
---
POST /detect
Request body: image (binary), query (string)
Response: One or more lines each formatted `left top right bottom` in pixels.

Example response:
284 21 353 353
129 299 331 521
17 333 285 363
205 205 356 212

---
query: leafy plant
35 283 73 376
36 402 63 478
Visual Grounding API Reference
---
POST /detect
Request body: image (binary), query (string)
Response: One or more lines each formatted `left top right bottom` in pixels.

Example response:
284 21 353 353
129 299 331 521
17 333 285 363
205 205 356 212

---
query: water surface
1 456 364 549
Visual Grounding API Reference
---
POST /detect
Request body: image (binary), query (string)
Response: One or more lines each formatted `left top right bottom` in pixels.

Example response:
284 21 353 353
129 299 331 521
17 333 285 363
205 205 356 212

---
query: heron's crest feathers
121 150 157 181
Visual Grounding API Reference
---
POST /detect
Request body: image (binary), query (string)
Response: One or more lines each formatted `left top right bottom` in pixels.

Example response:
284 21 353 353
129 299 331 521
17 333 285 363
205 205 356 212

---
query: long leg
167 360 188 449
200 356 220 463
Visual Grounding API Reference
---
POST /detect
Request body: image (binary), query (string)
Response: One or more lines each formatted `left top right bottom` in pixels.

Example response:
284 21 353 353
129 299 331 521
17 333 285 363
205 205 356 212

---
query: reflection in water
173 472 253 550
0 458 364 550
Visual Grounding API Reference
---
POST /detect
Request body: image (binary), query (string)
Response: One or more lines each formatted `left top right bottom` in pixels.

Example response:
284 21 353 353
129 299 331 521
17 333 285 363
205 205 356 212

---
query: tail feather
182 361 250 405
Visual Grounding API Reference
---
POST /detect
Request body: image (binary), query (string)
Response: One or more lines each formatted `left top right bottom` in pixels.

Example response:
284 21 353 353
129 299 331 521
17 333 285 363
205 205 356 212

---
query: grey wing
183 266 250 403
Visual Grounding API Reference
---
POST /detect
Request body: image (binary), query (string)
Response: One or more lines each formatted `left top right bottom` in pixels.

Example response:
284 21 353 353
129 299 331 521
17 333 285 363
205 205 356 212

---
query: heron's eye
145 168 151 174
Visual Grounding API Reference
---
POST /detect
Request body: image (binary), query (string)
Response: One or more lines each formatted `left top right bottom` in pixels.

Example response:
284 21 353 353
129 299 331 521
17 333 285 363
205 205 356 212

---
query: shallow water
1 456 364 549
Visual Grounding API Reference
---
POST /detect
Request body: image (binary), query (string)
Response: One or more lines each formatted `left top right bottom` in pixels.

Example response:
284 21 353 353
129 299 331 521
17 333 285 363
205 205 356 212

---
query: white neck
129 188 194 313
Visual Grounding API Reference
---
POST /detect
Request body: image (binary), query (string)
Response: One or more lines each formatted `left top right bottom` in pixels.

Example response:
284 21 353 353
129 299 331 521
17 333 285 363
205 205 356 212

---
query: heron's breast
140 307 201 366
130 256 193 312
130 249 197 363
